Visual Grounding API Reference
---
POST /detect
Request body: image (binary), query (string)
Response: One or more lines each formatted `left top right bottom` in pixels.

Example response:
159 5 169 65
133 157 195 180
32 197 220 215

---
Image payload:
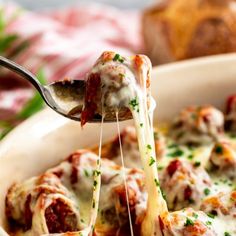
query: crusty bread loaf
142 0 236 64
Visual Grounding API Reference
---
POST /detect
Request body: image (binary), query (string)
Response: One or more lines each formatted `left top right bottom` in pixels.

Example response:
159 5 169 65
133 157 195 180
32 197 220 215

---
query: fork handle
0 56 44 95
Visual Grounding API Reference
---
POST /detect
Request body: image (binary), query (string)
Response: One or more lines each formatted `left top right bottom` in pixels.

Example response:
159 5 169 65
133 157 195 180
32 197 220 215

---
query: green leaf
0 121 14 140
0 9 6 34
7 40 29 59
17 69 46 119
0 34 18 53
36 68 46 85
17 92 44 119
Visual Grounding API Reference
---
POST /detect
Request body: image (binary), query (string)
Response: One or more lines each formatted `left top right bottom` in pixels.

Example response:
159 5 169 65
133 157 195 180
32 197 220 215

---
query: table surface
7 0 155 10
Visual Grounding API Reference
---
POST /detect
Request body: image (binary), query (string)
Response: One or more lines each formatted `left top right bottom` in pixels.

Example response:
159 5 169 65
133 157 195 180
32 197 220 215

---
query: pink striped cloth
0 3 143 120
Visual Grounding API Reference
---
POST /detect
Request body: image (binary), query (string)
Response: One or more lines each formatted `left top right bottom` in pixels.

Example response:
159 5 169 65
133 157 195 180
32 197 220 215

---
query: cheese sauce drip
116 112 134 236
88 116 104 235
126 56 168 236
84 51 168 235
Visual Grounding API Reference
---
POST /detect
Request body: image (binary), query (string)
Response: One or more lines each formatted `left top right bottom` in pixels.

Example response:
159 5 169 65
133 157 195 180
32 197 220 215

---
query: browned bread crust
142 0 236 64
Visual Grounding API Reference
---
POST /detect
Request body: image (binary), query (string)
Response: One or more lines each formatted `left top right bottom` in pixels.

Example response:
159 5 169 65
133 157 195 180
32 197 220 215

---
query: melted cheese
90 52 168 235
4 52 236 236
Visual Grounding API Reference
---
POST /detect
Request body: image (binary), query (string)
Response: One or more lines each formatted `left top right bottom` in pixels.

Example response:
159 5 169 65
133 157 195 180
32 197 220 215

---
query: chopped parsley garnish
93 170 101 176
168 143 178 149
113 53 124 63
188 198 195 204
194 161 201 167
215 145 223 154
147 144 152 150
154 132 159 140
93 180 98 189
224 232 232 236
207 213 215 219
158 166 164 171
160 188 166 200
140 123 143 127
192 213 198 219
204 188 211 196
167 149 184 157
206 221 212 226
119 73 125 78
129 97 139 111
154 178 160 187
149 157 156 166
184 217 194 227
84 169 89 177
188 154 194 160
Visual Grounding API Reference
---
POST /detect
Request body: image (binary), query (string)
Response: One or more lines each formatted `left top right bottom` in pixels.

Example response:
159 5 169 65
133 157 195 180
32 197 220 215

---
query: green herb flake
187 154 194 160
154 132 159 140
84 169 89 177
184 217 194 227
160 188 166 200
158 166 164 171
188 198 195 204
149 157 156 166
147 144 152 150
207 213 215 219
167 143 178 149
140 123 143 127
154 178 160 187
192 213 198 219
93 170 101 177
204 188 211 196
215 145 223 154
224 232 232 236
113 53 124 63
167 149 184 158
93 180 98 189
206 221 212 226
129 97 139 111
194 161 201 167
119 73 125 78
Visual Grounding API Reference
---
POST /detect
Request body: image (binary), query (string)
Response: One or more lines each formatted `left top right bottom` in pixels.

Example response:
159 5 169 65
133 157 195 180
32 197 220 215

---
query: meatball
102 126 142 169
5 173 81 235
81 51 152 125
160 159 212 210
49 150 147 235
208 141 236 179
200 190 236 218
225 94 236 132
101 126 166 169
6 150 147 236
170 105 224 145
159 208 216 236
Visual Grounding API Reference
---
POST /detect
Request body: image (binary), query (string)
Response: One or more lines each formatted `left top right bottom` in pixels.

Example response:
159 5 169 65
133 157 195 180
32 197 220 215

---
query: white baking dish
1 53 236 231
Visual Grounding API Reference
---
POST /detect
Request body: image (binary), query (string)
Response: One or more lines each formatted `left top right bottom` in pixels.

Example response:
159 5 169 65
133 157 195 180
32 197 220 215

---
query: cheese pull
81 51 168 235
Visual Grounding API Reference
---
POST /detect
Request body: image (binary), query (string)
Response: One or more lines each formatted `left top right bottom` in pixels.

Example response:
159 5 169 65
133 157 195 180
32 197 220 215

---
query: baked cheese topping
4 52 236 236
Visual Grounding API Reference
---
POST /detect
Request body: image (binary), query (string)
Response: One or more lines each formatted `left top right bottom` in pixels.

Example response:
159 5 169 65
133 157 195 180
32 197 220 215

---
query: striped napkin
0 2 143 139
